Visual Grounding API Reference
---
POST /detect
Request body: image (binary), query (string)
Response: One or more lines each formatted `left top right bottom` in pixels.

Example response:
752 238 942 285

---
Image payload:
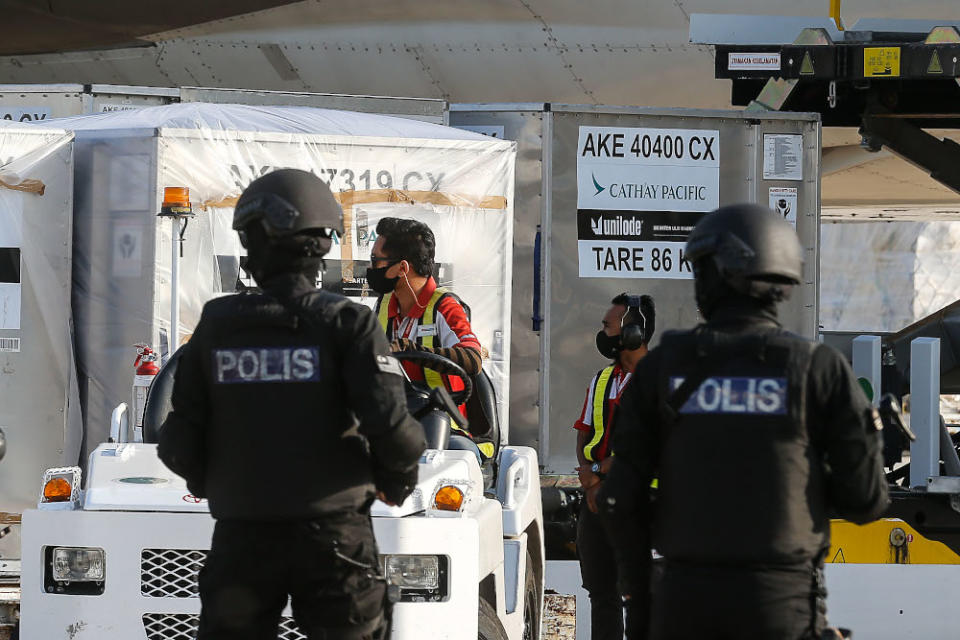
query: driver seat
466 368 501 459
142 347 186 444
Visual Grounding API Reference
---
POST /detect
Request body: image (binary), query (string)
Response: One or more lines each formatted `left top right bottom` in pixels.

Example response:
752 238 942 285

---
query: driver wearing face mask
365 217 482 416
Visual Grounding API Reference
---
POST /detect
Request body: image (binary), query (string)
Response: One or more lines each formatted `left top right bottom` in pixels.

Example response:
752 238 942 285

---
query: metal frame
0 84 449 122
860 115 960 194
449 106 550 454
538 110 554 466
0 83 84 92
179 87 448 124
716 27 960 82
851 335 882 407
911 338 942 489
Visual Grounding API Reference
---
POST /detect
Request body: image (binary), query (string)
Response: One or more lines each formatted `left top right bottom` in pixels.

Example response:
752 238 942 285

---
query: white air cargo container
33 102 514 454
451 104 821 474
0 124 77 563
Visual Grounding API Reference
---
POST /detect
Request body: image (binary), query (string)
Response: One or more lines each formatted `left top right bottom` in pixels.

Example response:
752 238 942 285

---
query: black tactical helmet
232 169 344 240
685 203 802 300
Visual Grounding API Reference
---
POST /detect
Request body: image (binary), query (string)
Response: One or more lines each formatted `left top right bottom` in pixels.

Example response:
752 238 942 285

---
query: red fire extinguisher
132 344 160 439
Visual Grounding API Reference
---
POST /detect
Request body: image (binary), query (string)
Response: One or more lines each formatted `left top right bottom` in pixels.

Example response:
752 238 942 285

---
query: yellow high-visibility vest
377 288 450 389
583 365 658 487
584 366 616 463
377 288 475 440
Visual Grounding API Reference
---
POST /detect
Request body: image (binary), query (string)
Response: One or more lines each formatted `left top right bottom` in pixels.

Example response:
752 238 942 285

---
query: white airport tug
19 349 545 640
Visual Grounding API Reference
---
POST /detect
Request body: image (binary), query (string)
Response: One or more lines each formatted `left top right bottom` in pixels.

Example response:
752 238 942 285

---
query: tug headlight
52 547 105 583
44 546 106 595
385 555 439 590
381 555 449 602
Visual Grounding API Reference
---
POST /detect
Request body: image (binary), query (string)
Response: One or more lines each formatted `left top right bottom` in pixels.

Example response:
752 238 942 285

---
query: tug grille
142 614 306 640
141 548 207 598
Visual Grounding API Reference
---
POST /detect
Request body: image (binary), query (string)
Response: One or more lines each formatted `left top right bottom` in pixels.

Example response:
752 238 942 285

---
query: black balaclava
243 224 330 287
694 258 780 321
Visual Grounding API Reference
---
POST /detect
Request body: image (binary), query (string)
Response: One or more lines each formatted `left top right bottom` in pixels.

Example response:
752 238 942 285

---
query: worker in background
158 169 425 640
574 293 655 640
599 204 889 640
366 217 487 452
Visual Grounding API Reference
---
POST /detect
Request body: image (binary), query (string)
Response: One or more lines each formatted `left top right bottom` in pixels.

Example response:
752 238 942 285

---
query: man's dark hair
611 293 656 345
375 217 436 277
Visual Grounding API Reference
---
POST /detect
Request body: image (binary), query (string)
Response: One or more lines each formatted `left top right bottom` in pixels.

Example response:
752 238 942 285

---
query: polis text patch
670 376 787 415
214 347 320 384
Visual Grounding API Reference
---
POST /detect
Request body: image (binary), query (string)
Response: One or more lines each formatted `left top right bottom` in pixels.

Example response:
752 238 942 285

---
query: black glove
597 458 642 518
186 479 207 500
375 467 419 505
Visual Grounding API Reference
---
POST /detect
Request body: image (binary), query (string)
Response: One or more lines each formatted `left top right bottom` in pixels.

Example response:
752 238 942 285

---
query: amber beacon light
42 477 73 503
434 485 465 512
160 186 193 216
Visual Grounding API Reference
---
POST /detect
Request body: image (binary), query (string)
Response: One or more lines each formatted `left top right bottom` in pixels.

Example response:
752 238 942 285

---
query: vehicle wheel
478 596 508 640
522 550 541 640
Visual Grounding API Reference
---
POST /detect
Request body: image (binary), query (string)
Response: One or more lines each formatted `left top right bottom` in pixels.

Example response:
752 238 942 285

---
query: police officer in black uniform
599 203 890 640
158 169 426 640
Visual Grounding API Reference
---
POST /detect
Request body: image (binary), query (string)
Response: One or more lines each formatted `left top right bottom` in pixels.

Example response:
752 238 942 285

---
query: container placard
576 126 720 279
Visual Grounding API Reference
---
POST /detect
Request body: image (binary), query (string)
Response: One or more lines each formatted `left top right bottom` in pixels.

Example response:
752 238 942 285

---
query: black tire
478 596 508 640
522 550 542 640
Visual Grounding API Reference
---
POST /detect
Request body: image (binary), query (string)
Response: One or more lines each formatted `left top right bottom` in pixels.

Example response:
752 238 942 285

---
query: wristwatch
591 462 602 474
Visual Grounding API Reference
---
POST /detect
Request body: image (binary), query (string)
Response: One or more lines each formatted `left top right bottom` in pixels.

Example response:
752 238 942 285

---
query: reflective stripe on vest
419 288 450 389
584 366 615 463
377 292 393 336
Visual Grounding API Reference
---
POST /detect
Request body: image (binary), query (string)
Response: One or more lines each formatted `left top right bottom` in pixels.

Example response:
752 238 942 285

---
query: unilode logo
590 214 643 237
592 173 606 196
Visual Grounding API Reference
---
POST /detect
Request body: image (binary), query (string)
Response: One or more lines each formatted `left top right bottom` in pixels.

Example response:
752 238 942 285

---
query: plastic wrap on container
32 103 516 450
0 123 78 556
820 220 960 332
41 103 476 141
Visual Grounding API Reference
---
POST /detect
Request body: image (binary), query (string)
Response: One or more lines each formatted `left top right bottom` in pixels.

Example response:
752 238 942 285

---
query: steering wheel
392 350 473 405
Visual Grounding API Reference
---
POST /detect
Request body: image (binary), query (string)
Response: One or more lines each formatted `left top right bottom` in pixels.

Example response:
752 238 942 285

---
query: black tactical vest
653 327 824 566
198 290 374 519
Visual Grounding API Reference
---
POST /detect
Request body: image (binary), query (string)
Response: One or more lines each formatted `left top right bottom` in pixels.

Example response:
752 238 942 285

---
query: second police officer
158 169 426 640
599 204 890 639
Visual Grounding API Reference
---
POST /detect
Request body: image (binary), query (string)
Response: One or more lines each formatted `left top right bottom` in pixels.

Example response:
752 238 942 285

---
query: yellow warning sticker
929 50 943 74
864 47 901 77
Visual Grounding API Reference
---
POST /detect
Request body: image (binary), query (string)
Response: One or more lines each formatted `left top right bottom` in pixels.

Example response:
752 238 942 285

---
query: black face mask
366 264 400 295
596 331 621 360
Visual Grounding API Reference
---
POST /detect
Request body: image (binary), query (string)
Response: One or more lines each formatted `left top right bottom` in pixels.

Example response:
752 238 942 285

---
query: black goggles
233 192 302 237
